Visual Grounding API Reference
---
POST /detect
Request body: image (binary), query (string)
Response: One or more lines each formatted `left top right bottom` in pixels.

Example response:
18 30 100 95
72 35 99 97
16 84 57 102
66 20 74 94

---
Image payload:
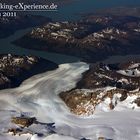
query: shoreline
12 9 140 63
0 15 51 39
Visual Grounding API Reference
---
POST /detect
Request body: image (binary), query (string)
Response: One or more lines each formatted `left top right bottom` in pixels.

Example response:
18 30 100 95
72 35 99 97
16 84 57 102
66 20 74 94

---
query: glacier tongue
0 62 140 140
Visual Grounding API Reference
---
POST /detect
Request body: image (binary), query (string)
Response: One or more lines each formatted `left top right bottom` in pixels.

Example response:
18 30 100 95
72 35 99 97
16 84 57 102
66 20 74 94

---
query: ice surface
0 62 140 140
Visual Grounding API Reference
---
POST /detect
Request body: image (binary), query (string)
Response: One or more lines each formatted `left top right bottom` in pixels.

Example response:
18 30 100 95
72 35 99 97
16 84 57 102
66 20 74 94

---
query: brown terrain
8 115 55 136
14 13 140 62
0 54 58 90
60 60 140 116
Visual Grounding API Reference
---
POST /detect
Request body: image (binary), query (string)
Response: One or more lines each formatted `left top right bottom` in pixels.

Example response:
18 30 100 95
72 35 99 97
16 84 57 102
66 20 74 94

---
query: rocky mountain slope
14 13 140 62
0 54 58 89
60 60 140 116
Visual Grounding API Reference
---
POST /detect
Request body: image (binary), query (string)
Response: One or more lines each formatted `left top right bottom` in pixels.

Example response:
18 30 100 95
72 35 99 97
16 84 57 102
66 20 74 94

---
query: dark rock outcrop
0 54 58 90
60 60 140 116
13 14 140 62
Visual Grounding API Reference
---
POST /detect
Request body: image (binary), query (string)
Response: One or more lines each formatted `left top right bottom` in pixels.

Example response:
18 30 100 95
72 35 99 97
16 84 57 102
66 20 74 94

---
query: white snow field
0 62 140 140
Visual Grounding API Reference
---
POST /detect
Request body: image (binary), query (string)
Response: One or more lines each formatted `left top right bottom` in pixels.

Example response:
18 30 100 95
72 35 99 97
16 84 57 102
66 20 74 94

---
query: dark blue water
37 0 140 21
0 28 79 64
0 0 140 64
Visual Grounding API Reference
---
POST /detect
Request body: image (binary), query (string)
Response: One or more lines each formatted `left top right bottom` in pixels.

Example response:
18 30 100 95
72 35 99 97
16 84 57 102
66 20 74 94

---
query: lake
0 0 140 64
